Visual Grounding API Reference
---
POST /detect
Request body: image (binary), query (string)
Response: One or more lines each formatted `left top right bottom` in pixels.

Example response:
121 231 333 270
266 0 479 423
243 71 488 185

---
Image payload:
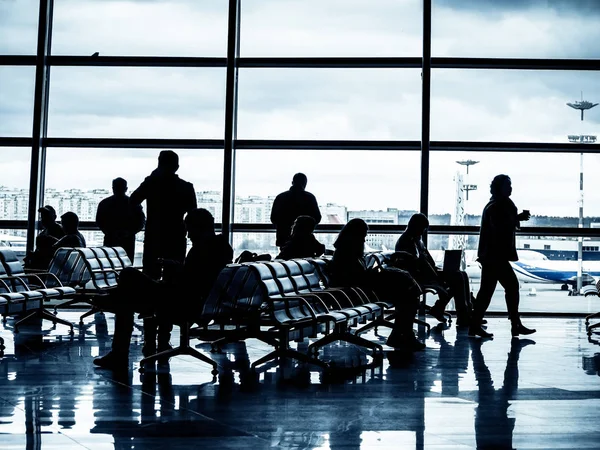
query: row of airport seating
0 246 136 354
142 255 429 373
0 247 438 373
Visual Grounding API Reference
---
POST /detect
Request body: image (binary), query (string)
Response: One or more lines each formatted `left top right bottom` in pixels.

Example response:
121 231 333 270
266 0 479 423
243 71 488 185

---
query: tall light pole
567 94 598 294
452 160 479 270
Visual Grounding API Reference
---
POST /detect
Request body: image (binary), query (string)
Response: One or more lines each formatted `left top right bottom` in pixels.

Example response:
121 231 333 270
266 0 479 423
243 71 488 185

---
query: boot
511 320 536 337
93 351 128 370
428 303 447 323
468 324 494 339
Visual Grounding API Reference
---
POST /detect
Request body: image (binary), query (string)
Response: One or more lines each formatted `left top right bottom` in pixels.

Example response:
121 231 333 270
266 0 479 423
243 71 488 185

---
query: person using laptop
394 213 473 326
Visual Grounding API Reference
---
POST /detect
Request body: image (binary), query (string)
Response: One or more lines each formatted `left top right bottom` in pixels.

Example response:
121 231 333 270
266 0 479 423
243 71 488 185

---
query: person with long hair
395 213 473 326
328 218 425 351
469 174 536 338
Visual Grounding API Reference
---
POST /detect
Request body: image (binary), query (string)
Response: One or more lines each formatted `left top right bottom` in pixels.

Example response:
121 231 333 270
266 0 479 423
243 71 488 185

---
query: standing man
469 174 536 339
129 150 197 355
96 177 145 262
271 173 322 250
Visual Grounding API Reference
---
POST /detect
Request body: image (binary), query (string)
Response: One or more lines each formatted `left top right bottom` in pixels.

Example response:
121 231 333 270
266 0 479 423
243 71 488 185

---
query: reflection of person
129 150 197 354
93 208 233 370
471 338 535 450
54 212 86 248
271 173 322 248
276 215 325 260
469 175 536 339
96 177 145 262
328 218 424 351
24 205 65 270
395 213 472 326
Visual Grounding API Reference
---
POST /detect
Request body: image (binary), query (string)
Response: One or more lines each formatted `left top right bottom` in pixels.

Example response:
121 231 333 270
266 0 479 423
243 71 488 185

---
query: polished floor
1 310 600 449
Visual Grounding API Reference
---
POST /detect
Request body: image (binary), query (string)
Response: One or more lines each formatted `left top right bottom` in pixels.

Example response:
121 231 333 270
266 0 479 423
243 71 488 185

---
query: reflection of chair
585 279 600 334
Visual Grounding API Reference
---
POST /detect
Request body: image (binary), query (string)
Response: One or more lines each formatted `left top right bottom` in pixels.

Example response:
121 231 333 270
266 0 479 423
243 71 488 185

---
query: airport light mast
452 160 479 270
567 94 598 295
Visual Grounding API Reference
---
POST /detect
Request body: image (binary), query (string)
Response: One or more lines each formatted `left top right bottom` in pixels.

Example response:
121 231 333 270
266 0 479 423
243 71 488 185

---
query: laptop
442 249 463 272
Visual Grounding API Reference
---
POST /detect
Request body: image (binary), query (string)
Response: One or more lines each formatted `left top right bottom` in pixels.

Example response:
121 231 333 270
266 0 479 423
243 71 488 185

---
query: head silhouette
185 208 215 243
334 218 368 257
490 174 512 199
158 150 179 174
112 177 127 195
60 211 79 234
406 213 429 238
291 215 317 238
38 205 57 228
292 173 308 190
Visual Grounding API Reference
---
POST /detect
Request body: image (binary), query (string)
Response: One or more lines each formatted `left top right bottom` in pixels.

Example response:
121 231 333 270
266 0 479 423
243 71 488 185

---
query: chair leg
80 307 101 323
40 309 74 332
14 310 40 332
414 318 431 332
588 321 600 332
586 312 600 325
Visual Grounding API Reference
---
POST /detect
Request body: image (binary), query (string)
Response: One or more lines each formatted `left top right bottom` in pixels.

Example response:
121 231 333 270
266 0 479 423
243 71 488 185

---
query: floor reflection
0 313 599 449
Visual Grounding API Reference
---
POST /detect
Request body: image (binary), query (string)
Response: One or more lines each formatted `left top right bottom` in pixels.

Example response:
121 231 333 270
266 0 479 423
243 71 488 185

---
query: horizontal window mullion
0 55 37 66
431 141 600 154
432 57 600 71
238 57 422 68
48 56 227 68
235 140 421 151
0 138 33 147
44 138 225 149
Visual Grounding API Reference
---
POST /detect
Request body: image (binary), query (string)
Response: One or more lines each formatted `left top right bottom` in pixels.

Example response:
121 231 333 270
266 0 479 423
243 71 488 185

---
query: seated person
24 205 65 270
394 213 472 326
276 215 325 260
328 218 424 351
93 208 234 370
54 211 86 248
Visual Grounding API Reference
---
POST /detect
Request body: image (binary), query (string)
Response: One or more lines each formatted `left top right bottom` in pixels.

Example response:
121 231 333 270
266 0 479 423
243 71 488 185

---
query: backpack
235 250 272 264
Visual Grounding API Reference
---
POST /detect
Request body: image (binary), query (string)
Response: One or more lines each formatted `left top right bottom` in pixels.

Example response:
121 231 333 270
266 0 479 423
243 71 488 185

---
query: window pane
0 228 27 262
234 150 420 218
0 66 35 137
48 67 226 138
432 0 600 58
428 233 596 314
0 148 31 220
429 151 600 222
44 148 224 219
431 69 600 143
241 0 422 57
238 69 422 140
0 0 39 55
232 231 339 260
52 0 228 56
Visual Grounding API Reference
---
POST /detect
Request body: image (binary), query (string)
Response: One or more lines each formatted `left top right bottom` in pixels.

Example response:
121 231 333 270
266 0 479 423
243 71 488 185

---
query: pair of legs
430 270 473 324
94 267 170 368
369 268 424 350
470 260 535 338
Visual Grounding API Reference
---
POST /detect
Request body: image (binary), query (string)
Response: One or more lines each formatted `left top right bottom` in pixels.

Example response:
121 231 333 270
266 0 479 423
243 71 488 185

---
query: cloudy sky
1 0 600 219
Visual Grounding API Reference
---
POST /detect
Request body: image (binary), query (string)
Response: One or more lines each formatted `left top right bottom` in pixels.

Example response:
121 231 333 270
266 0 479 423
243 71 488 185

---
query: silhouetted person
328 218 424 351
93 208 233 370
395 213 472 326
271 173 322 248
276 215 325 260
129 150 197 355
54 212 86 248
96 177 145 262
471 338 535 450
469 175 536 339
24 205 65 270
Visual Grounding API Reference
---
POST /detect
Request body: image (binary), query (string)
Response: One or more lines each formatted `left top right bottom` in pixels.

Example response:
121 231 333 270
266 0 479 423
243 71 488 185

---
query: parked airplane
0 234 27 259
388 246 599 290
